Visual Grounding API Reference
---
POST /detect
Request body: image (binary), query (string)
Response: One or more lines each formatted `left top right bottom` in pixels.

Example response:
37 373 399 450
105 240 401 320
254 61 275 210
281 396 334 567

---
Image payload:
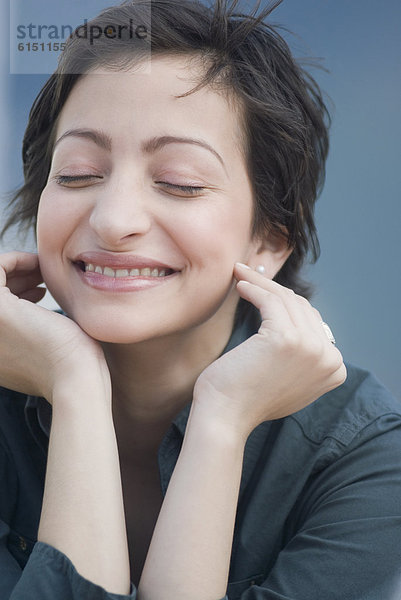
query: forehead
55 55 245 158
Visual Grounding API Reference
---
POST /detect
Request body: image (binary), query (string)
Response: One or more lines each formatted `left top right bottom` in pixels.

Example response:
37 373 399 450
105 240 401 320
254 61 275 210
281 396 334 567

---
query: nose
88 175 152 246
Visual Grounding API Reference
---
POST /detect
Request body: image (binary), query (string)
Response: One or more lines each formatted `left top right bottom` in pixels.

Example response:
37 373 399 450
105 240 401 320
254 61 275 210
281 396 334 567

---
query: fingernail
235 262 251 269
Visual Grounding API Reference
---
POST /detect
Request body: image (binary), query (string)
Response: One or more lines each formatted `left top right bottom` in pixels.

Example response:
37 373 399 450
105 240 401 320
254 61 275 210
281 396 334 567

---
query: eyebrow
142 135 226 170
54 128 112 152
53 129 226 170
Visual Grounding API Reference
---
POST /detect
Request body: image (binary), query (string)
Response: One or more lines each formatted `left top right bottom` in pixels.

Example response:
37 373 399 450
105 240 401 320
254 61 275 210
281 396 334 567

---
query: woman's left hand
193 262 346 439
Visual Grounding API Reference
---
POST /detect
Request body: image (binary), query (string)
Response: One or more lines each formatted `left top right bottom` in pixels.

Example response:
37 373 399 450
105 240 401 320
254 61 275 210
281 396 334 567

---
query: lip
71 251 181 293
72 251 180 271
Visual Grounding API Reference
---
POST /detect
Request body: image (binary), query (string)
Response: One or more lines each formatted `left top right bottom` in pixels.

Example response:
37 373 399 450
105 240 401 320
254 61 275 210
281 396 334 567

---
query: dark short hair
2 0 330 314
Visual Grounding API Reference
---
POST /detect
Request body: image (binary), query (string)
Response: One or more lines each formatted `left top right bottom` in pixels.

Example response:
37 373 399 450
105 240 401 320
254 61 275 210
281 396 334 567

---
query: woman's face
37 55 287 344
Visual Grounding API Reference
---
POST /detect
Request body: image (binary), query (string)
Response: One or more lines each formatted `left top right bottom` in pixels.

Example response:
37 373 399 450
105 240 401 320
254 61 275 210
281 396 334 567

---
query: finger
7 271 45 296
0 252 42 287
234 264 305 308
234 263 291 296
235 263 339 349
293 294 324 336
19 287 47 304
236 280 294 332
291 296 338 351
234 263 312 327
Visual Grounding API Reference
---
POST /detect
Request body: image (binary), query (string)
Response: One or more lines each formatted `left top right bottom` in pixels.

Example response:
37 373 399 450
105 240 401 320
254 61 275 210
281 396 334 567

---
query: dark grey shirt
1 316 401 599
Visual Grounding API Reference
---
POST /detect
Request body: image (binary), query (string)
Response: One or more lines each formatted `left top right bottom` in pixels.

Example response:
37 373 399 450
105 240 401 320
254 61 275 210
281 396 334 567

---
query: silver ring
321 321 336 345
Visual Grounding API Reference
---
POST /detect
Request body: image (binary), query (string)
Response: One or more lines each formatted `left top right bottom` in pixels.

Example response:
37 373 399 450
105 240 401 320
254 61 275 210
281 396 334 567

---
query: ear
247 228 293 279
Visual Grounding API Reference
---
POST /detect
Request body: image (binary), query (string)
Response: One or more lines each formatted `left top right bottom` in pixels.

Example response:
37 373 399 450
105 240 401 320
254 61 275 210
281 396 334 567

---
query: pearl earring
255 265 266 274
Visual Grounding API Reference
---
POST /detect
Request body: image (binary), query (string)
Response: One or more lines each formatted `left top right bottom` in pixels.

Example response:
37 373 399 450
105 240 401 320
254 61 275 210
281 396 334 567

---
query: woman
1 1 400 599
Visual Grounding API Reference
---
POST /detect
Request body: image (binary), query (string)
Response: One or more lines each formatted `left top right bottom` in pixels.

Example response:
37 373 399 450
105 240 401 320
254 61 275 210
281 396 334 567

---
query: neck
103 313 235 460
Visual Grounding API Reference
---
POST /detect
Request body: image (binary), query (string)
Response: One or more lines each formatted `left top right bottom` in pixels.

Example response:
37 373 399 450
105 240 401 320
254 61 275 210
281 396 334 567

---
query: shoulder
243 364 401 484
287 363 401 462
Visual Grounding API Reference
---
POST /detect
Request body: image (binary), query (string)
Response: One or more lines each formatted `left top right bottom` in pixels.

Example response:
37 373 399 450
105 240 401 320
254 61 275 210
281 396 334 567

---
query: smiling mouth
75 261 176 278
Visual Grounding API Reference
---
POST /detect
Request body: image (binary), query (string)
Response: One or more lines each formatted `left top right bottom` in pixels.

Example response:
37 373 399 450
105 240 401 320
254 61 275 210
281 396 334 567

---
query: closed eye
156 182 205 197
54 174 103 187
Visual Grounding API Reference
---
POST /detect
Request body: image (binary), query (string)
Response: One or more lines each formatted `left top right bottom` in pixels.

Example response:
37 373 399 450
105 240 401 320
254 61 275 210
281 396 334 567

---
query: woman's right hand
0 252 130 593
0 251 108 400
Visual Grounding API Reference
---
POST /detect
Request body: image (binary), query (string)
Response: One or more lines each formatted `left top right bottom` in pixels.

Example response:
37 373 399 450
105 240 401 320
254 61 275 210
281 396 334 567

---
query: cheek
166 201 253 267
36 189 80 291
37 187 86 252
37 195 55 252
37 189 65 247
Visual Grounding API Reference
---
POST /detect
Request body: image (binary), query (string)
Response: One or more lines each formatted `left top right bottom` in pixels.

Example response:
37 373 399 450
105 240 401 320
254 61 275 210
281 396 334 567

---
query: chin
65 309 169 345
61 301 229 347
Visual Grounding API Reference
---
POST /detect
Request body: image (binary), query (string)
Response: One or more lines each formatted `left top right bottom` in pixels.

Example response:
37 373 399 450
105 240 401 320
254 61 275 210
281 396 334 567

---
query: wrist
189 393 250 448
48 356 112 410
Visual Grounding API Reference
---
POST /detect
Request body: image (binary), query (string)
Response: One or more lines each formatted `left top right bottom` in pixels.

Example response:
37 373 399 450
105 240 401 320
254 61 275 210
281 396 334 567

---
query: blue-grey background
1 0 400 398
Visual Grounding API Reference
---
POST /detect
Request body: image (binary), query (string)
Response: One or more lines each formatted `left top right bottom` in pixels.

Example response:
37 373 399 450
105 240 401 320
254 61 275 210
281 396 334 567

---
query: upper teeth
85 264 167 278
